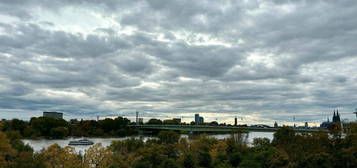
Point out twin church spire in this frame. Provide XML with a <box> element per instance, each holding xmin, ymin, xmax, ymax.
<box><xmin>332</xmin><ymin>109</ymin><xmax>341</xmax><ymax>122</ymax></box>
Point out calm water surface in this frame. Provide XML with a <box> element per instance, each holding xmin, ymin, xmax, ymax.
<box><xmin>22</xmin><ymin>131</ymin><xmax>274</xmax><ymax>153</ymax></box>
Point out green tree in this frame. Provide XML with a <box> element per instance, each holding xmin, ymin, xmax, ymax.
<box><xmin>160</xmin><ymin>158</ymin><xmax>178</xmax><ymax>168</ymax></box>
<box><xmin>110</xmin><ymin>138</ymin><xmax>144</xmax><ymax>153</ymax></box>
<box><xmin>2</xmin><ymin>119</ymin><xmax>28</xmax><ymax>135</ymax></box>
<box><xmin>197</xmin><ymin>150</ymin><xmax>211</xmax><ymax>168</ymax></box>
<box><xmin>163</xmin><ymin>120</ymin><xmax>179</xmax><ymax>125</ymax></box>
<box><xmin>50</xmin><ymin>127</ymin><xmax>69</xmax><ymax>139</ymax></box>
<box><xmin>23</xmin><ymin>126</ymin><xmax>38</xmax><ymax>138</ymax></box>
<box><xmin>239</xmin><ymin>159</ymin><xmax>260</xmax><ymax>168</ymax></box>
<box><xmin>137</xmin><ymin>144</ymin><xmax>165</xmax><ymax>167</ymax></box>
<box><xmin>30</xmin><ymin>117</ymin><xmax>68</xmax><ymax>137</ymax></box>
<box><xmin>133</xmin><ymin>160</ymin><xmax>152</xmax><ymax>168</ymax></box>
<box><xmin>345</xmin><ymin>122</ymin><xmax>357</xmax><ymax>135</ymax></box>
<box><xmin>182</xmin><ymin>152</ymin><xmax>196</xmax><ymax>168</ymax></box>
<box><xmin>272</xmin><ymin>126</ymin><xmax>295</xmax><ymax>146</ymax></box>
<box><xmin>228</xmin><ymin>152</ymin><xmax>241</xmax><ymax>167</ymax></box>
<box><xmin>252</xmin><ymin>138</ymin><xmax>271</xmax><ymax>147</ymax></box>
<box><xmin>147</xmin><ymin>118</ymin><xmax>163</xmax><ymax>125</ymax></box>
<box><xmin>299</xmin><ymin>152</ymin><xmax>332</xmax><ymax>168</ymax></box>
<box><xmin>158</xmin><ymin>131</ymin><xmax>180</xmax><ymax>144</ymax></box>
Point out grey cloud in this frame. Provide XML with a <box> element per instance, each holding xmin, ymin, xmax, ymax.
<box><xmin>1</xmin><ymin>0</ymin><xmax>357</xmax><ymax>123</ymax></box>
<box><xmin>146</xmin><ymin>43</ymin><xmax>243</xmax><ymax>78</ymax></box>
<box><xmin>0</xmin><ymin>23</ymin><xmax>132</xmax><ymax>58</ymax></box>
<box><xmin>111</xmin><ymin>54</ymin><xmax>156</xmax><ymax>75</ymax></box>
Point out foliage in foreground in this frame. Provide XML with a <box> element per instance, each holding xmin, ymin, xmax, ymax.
<box><xmin>0</xmin><ymin>124</ymin><xmax>356</xmax><ymax>168</ymax></box>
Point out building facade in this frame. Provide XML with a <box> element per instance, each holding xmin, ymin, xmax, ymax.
<box><xmin>138</xmin><ymin>118</ymin><xmax>144</xmax><ymax>124</ymax></box>
<box><xmin>199</xmin><ymin>116</ymin><xmax>204</xmax><ymax>124</ymax></box>
<box><xmin>43</xmin><ymin>112</ymin><xmax>63</xmax><ymax>119</ymax></box>
<box><xmin>195</xmin><ymin>114</ymin><xmax>204</xmax><ymax>124</ymax></box>
<box><xmin>195</xmin><ymin>114</ymin><xmax>200</xmax><ymax>124</ymax></box>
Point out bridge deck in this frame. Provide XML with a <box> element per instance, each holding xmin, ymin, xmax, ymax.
<box><xmin>130</xmin><ymin>125</ymin><xmax>325</xmax><ymax>133</ymax></box>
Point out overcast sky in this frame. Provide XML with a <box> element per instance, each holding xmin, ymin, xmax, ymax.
<box><xmin>1</xmin><ymin>0</ymin><xmax>357</xmax><ymax>125</ymax></box>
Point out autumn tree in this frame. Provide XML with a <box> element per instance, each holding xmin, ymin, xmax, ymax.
<box><xmin>110</xmin><ymin>138</ymin><xmax>144</xmax><ymax>154</ymax></box>
<box><xmin>0</xmin><ymin>131</ymin><xmax>16</xmax><ymax>167</ymax></box>
<box><xmin>158</xmin><ymin>130</ymin><xmax>180</xmax><ymax>144</ymax></box>
<box><xmin>85</xmin><ymin>143</ymin><xmax>113</xmax><ymax>168</ymax></box>
<box><xmin>37</xmin><ymin>144</ymin><xmax>83</xmax><ymax>168</ymax></box>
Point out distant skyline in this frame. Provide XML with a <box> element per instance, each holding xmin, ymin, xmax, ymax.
<box><xmin>1</xmin><ymin>1</ymin><xmax>357</xmax><ymax>126</ymax></box>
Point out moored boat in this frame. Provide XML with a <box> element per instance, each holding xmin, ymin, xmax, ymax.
<box><xmin>68</xmin><ymin>139</ymin><xmax>94</xmax><ymax>146</ymax></box>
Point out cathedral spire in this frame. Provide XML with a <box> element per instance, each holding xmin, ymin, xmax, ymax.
<box><xmin>336</xmin><ymin>110</ymin><xmax>340</xmax><ymax>122</ymax></box>
<box><xmin>333</xmin><ymin>110</ymin><xmax>336</xmax><ymax>122</ymax></box>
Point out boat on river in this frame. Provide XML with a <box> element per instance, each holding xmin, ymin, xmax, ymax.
<box><xmin>68</xmin><ymin>139</ymin><xmax>94</xmax><ymax>146</ymax></box>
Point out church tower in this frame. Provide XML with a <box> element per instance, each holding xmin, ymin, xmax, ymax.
<box><xmin>336</xmin><ymin>110</ymin><xmax>341</xmax><ymax>122</ymax></box>
<box><xmin>333</xmin><ymin>110</ymin><xmax>336</xmax><ymax>122</ymax></box>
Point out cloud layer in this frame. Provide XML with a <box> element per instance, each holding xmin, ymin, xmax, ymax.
<box><xmin>1</xmin><ymin>0</ymin><xmax>357</xmax><ymax>125</ymax></box>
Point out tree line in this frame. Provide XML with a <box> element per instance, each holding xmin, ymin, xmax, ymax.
<box><xmin>0</xmin><ymin>122</ymin><xmax>356</xmax><ymax>168</ymax></box>
<box><xmin>0</xmin><ymin>117</ymin><xmax>137</xmax><ymax>139</ymax></box>
<box><xmin>0</xmin><ymin>116</ymin><xmax>240</xmax><ymax>139</ymax></box>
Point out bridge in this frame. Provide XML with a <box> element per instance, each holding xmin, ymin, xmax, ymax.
<box><xmin>130</xmin><ymin>125</ymin><xmax>325</xmax><ymax>133</ymax></box>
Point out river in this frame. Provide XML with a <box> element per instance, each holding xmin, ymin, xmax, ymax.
<box><xmin>22</xmin><ymin>131</ymin><xmax>274</xmax><ymax>153</ymax></box>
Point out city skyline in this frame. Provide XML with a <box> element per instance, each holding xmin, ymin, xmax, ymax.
<box><xmin>1</xmin><ymin>1</ymin><xmax>357</xmax><ymax>125</ymax></box>
<box><xmin>1</xmin><ymin>110</ymin><xmax>354</xmax><ymax>128</ymax></box>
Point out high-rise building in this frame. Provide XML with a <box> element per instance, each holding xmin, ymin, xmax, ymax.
<box><xmin>43</xmin><ymin>112</ymin><xmax>63</xmax><ymax>119</ymax></box>
<box><xmin>199</xmin><ymin>116</ymin><xmax>204</xmax><ymax>123</ymax></box>
<box><xmin>234</xmin><ymin>117</ymin><xmax>237</xmax><ymax>126</ymax></box>
<box><xmin>195</xmin><ymin>114</ymin><xmax>204</xmax><ymax>124</ymax></box>
<box><xmin>305</xmin><ymin>122</ymin><xmax>308</xmax><ymax>128</ymax></box>
<box><xmin>138</xmin><ymin>118</ymin><xmax>143</xmax><ymax>124</ymax></box>
<box><xmin>195</xmin><ymin>114</ymin><xmax>200</xmax><ymax>124</ymax></box>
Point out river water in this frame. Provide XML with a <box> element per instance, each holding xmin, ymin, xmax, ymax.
<box><xmin>22</xmin><ymin>131</ymin><xmax>274</xmax><ymax>153</ymax></box>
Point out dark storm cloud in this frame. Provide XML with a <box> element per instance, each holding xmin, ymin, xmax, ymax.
<box><xmin>0</xmin><ymin>0</ymin><xmax>357</xmax><ymax>124</ymax></box>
